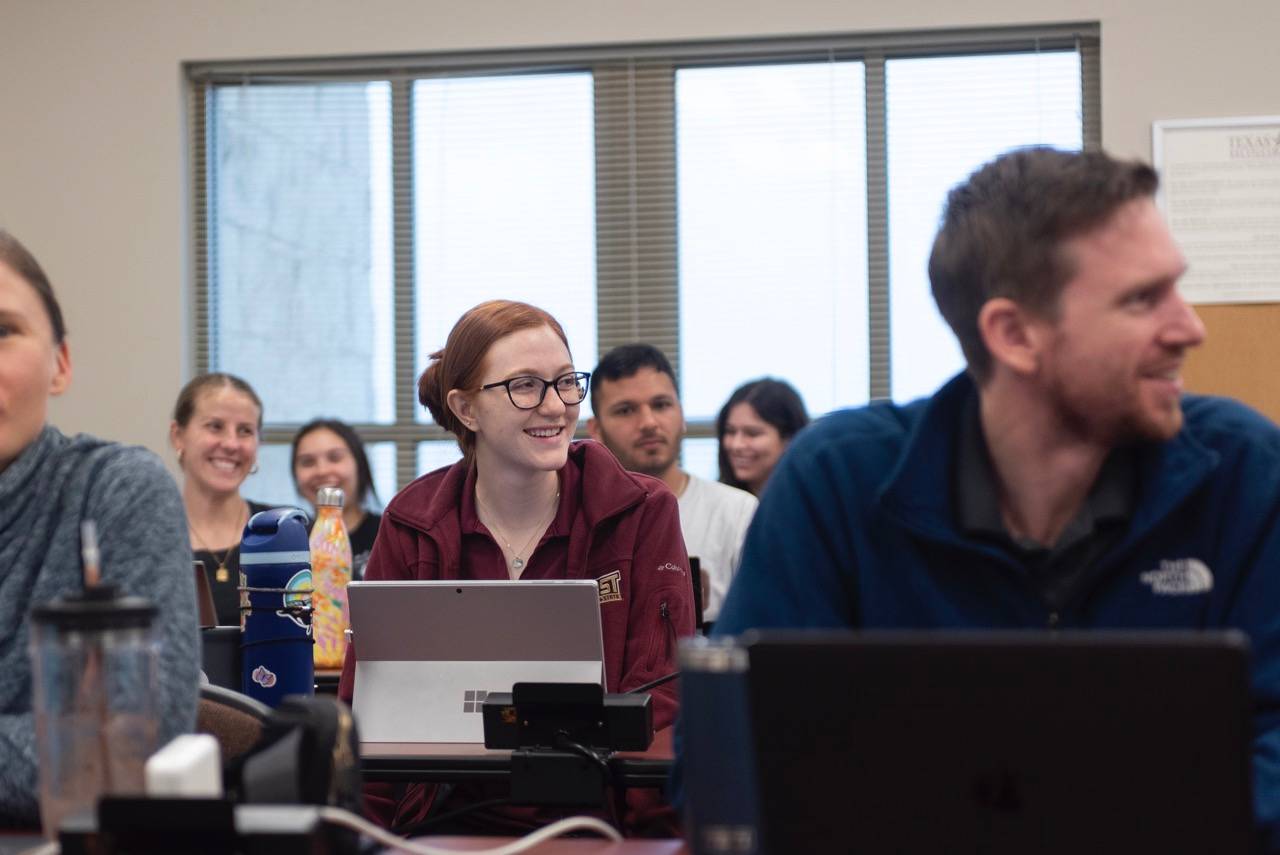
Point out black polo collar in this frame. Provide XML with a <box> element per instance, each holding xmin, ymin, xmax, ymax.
<box><xmin>955</xmin><ymin>393</ymin><xmax>1137</xmax><ymax>552</ymax></box>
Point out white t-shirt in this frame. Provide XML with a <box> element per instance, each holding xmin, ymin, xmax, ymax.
<box><xmin>678</xmin><ymin>473</ymin><xmax>758</xmax><ymax>622</ymax></box>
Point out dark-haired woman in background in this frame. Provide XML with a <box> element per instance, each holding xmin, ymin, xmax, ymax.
<box><xmin>291</xmin><ymin>418</ymin><xmax>382</xmax><ymax>579</ymax></box>
<box><xmin>717</xmin><ymin>377</ymin><xmax>809</xmax><ymax>496</ymax></box>
<box><xmin>170</xmin><ymin>372</ymin><xmax>271</xmax><ymax>626</ymax></box>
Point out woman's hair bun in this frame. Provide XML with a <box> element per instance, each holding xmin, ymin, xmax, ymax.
<box><xmin>417</xmin><ymin>348</ymin><xmax>451</xmax><ymax>427</ymax></box>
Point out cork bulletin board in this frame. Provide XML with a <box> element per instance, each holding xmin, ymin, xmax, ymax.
<box><xmin>1183</xmin><ymin>304</ymin><xmax>1280</xmax><ymax>424</ymax></box>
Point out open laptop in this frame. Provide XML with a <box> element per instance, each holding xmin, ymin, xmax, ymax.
<box><xmin>347</xmin><ymin>579</ymin><xmax>605</xmax><ymax>743</ymax></box>
<box><xmin>743</xmin><ymin>630</ymin><xmax>1255</xmax><ymax>855</ymax></box>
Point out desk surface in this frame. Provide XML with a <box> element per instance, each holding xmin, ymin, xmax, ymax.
<box><xmin>392</xmin><ymin>837</ymin><xmax>687</xmax><ymax>854</ymax></box>
<box><xmin>362</xmin><ymin>728</ymin><xmax>674</xmax><ymax>789</ymax></box>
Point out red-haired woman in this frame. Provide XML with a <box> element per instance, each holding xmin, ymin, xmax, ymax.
<box><xmin>338</xmin><ymin>300</ymin><xmax>694</xmax><ymax>832</ymax></box>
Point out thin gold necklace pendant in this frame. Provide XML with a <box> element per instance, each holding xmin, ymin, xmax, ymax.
<box><xmin>215</xmin><ymin>564</ymin><xmax>230</xmax><ymax>583</ymax></box>
<box><xmin>511</xmin><ymin>556</ymin><xmax>526</xmax><ymax>572</ymax></box>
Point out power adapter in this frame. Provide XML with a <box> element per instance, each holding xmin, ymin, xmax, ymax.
<box><xmin>145</xmin><ymin>733</ymin><xmax>223</xmax><ymax>798</ymax></box>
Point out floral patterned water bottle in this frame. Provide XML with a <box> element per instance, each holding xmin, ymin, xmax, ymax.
<box><xmin>310</xmin><ymin>486</ymin><xmax>352</xmax><ymax>669</ymax></box>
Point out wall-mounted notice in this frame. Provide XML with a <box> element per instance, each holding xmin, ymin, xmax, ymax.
<box><xmin>1153</xmin><ymin>116</ymin><xmax>1280</xmax><ymax>304</ymax></box>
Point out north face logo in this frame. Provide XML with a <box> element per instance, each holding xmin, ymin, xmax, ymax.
<box><xmin>1140</xmin><ymin>559</ymin><xmax>1213</xmax><ymax>595</ymax></box>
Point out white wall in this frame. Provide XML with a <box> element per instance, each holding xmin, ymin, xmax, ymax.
<box><xmin>2</xmin><ymin>0</ymin><xmax>1277</xmax><ymax>457</ymax></box>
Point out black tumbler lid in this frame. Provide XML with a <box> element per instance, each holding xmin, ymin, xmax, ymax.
<box><xmin>31</xmin><ymin>584</ymin><xmax>157</xmax><ymax>631</ymax></box>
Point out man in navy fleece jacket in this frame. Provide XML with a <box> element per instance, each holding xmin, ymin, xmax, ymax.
<box><xmin>714</xmin><ymin>147</ymin><xmax>1280</xmax><ymax>849</ymax></box>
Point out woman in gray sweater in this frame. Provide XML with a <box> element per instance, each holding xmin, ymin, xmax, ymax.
<box><xmin>0</xmin><ymin>229</ymin><xmax>199</xmax><ymax>826</ymax></box>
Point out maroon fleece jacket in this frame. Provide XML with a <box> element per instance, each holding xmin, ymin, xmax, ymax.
<box><xmin>338</xmin><ymin>440</ymin><xmax>695</xmax><ymax>830</ymax></box>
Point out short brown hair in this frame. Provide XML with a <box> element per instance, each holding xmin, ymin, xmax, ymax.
<box><xmin>419</xmin><ymin>300</ymin><xmax>571</xmax><ymax>458</ymax></box>
<box><xmin>0</xmin><ymin>229</ymin><xmax>66</xmax><ymax>344</ymax></box>
<box><xmin>172</xmin><ymin>372</ymin><xmax>264</xmax><ymax>430</ymax></box>
<box><xmin>929</xmin><ymin>147</ymin><xmax>1159</xmax><ymax>383</ymax></box>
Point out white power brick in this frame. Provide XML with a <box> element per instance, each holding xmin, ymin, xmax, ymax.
<box><xmin>145</xmin><ymin>733</ymin><xmax>223</xmax><ymax>798</ymax></box>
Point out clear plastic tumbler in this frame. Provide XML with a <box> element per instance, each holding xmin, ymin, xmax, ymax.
<box><xmin>28</xmin><ymin>586</ymin><xmax>160</xmax><ymax>838</ymax></box>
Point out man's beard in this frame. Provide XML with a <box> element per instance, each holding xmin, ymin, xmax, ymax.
<box><xmin>1044</xmin><ymin>365</ymin><xmax>1179</xmax><ymax>447</ymax></box>
<box><xmin>627</xmin><ymin>443</ymin><xmax>677</xmax><ymax>478</ymax></box>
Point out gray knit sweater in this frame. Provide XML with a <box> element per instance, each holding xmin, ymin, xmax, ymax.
<box><xmin>0</xmin><ymin>426</ymin><xmax>199</xmax><ymax>825</ymax></box>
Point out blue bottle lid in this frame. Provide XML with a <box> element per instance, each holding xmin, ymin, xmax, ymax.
<box><xmin>240</xmin><ymin>507</ymin><xmax>311</xmax><ymax>565</ymax></box>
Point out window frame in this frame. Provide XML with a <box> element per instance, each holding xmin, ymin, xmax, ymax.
<box><xmin>186</xmin><ymin>23</ymin><xmax>1100</xmax><ymax>490</ymax></box>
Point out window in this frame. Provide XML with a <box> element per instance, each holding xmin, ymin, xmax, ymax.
<box><xmin>412</xmin><ymin>72</ymin><xmax>598</xmax><ymax>422</ymax></box>
<box><xmin>189</xmin><ymin>25</ymin><xmax>1099</xmax><ymax>494</ymax></box>
<box><xmin>677</xmin><ymin>61</ymin><xmax>868</xmax><ymax>419</ymax></box>
<box><xmin>886</xmin><ymin>51</ymin><xmax>1085</xmax><ymax>401</ymax></box>
<box><xmin>204</xmin><ymin>82</ymin><xmax>394</xmax><ymax>425</ymax></box>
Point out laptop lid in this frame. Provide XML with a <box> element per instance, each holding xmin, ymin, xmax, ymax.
<box><xmin>348</xmin><ymin>579</ymin><xmax>605</xmax><ymax>743</ymax></box>
<box><xmin>744</xmin><ymin>630</ymin><xmax>1255</xmax><ymax>855</ymax></box>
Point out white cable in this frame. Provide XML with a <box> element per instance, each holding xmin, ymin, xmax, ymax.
<box><xmin>19</xmin><ymin>808</ymin><xmax>622</xmax><ymax>855</ymax></box>
<box><xmin>317</xmin><ymin>806</ymin><xmax>622</xmax><ymax>855</ymax></box>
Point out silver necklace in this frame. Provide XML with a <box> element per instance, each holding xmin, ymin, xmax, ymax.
<box><xmin>476</xmin><ymin>489</ymin><xmax>560</xmax><ymax>573</ymax></box>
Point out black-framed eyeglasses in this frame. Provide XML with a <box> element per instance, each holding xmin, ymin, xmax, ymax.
<box><xmin>479</xmin><ymin>371</ymin><xmax>591</xmax><ymax>410</ymax></box>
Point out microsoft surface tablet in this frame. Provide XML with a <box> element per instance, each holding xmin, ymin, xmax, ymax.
<box><xmin>348</xmin><ymin>579</ymin><xmax>605</xmax><ymax>743</ymax></box>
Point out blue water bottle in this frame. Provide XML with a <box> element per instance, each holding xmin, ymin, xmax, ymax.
<box><xmin>239</xmin><ymin>507</ymin><xmax>314</xmax><ymax>707</ymax></box>
<box><xmin>680</xmin><ymin>636</ymin><xmax>760</xmax><ymax>855</ymax></box>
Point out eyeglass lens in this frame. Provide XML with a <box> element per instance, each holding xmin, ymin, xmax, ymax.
<box><xmin>508</xmin><ymin>373</ymin><xmax>587</xmax><ymax>408</ymax></box>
